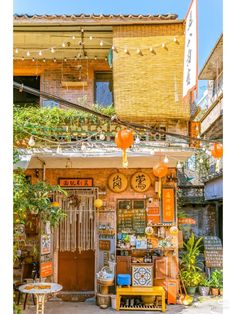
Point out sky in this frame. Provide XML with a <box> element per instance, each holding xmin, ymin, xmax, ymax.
<box><xmin>13</xmin><ymin>0</ymin><xmax>223</xmax><ymax>99</ymax></box>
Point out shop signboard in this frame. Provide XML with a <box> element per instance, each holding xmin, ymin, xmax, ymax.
<box><xmin>130</xmin><ymin>172</ymin><xmax>151</xmax><ymax>192</ymax></box>
<box><xmin>203</xmin><ymin>236</ymin><xmax>223</xmax><ymax>268</ymax></box>
<box><xmin>108</xmin><ymin>173</ymin><xmax>128</xmax><ymax>193</ymax></box>
<box><xmin>189</xmin><ymin>121</ymin><xmax>201</xmax><ymax>148</ymax></box>
<box><xmin>183</xmin><ymin>0</ymin><xmax>198</xmax><ymax>102</ymax></box>
<box><xmin>178</xmin><ymin>217</ymin><xmax>196</xmax><ymax>225</ymax></box>
<box><xmin>58</xmin><ymin>178</ymin><xmax>93</xmax><ymax>187</ymax></box>
<box><xmin>146</xmin><ymin>207</ymin><xmax>160</xmax><ymax>225</ymax></box>
<box><xmin>40</xmin><ymin>261</ymin><xmax>53</xmax><ymax>278</ymax></box>
<box><xmin>161</xmin><ymin>187</ymin><xmax>176</xmax><ymax>224</ymax></box>
<box><xmin>41</xmin><ymin>234</ymin><xmax>51</xmax><ymax>255</ymax></box>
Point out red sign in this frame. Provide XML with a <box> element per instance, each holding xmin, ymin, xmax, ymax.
<box><xmin>40</xmin><ymin>261</ymin><xmax>53</xmax><ymax>278</ymax></box>
<box><xmin>189</xmin><ymin>121</ymin><xmax>201</xmax><ymax>148</ymax></box>
<box><xmin>58</xmin><ymin>178</ymin><xmax>93</xmax><ymax>187</ymax></box>
<box><xmin>147</xmin><ymin>207</ymin><xmax>160</xmax><ymax>225</ymax></box>
<box><xmin>178</xmin><ymin>217</ymin><xmax>196</xmax><ymax>225</ymax></box>
<box><xmin>162</xmin><ymin>188</ymin><xmax>175</xmax><ymax>224</ymax></box>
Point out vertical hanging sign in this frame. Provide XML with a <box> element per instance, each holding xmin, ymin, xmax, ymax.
<box><xmin>161</xmin><ymin>187</ymin><xmax>176</xmax><ymax>224</ymax></box>
<box><xmin>183</xmin><ymin>0</ymin><xmax>198</xmax><ymax>102</ymax></box>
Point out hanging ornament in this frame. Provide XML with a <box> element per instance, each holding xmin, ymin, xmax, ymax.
<box><xmin>145</xmin><ymin>226</ymin><xmax>154</xmax><ymax>236</ymax></box>
<box><xmin>94</xmin><ymin>199</ymin><xmax>103</xmax><ymax>208</ymax></box>
<box><xmin>153</xmin><ymin>164</ymin><xmax>168</xmax><ymax>198</ymax></box>
<box><xmin>170</xmin><ymin>226</ymin><xmax>178</xmax><ymax>235</ymax></box>
<box><xmin>52</xmin><ymin>202</ymin><xmax>60</xmax><ymax>207</ymax></box>
<box><xmin>115</xmin><ymin>129</ymin><xmax>134</xmax><ymax>168</ymax></box>
<box><xmin>211</xmin><ymin>143</ymin><xmax>223</xmax><ymax>159</ymax></box>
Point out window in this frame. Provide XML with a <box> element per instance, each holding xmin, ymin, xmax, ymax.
<box><xmin>14</xmin><ymin>76</ymin><xmax>40</xmax><ymax>107</ymax></box>
<box><xmin>94</xmin><ymin>72</ymin><xmax>113</xmax><ymax>106</ymax></box>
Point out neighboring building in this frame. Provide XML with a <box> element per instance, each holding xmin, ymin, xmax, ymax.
<box><xmin>198</xmin><ymin>34</ymin><xmax>223</xmax><ymax>241</ymax></box>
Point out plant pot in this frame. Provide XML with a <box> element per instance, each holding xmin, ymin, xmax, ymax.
<box><xmin>198</xmin><ymin>286</ymin><xmax>210</xmax><ymax>296</ymax></box>
<box><xmin>220</xmin><ymin>289</ymin><xmax>223</xmax><ymax>296</ymax></box>
<box><xmin>186</xmin><ymin>286</ymin><xmax>197</xmax><ymax>296</ymax></box>
<box><xmin>211</xmin><ymin>288</ymin><xmax>219</xmax><ymax>296</ymax></box>
<box><xmin>141</xmin><ymin>295</ymin><xmax>156</xmax><ymax>305</ymax></box>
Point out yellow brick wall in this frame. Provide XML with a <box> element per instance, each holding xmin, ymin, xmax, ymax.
<box><xmin>113</xmin><ymin>23</ymin><xmax>189</xmax><ymax>122</ymax></box>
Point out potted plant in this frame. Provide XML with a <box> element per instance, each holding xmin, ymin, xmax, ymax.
<box><xmin>198</xmin><ymin>276</ymin><xmax>211</xmax><ymax>296</ymax></box>
<box><xmin>209</xmin><ymin>270</ymin><xmax>223</xmax><ymax>296</ymax></box>
<box><xmin>181</xmin><ymin>269</ymin><xmax>203</xmax><ymax>295</ymax></box>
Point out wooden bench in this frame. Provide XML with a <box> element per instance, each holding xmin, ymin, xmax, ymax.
<box><xmin>116</xmin><ymin>286</ymin><xmax>166</xmax><ymax>312</ymax></box>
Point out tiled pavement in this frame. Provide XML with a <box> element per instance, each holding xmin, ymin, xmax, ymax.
<box><xmin>21</xmin><ymin>296</ymin><xmax>223</xmax><ymax>314</ymax></box>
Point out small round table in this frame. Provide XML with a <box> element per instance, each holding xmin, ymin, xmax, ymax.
<box><xmin>19</xmin><ymin>282</ymin><xmax>62</xmax><ymax>314</ymax></box>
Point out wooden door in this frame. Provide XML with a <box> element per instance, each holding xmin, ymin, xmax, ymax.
<box><xmin>58</xmin><ymin>250</ymin><xmax>95</xmax><ymax>291</ymax></box>
<box><xmin>154</xmin><ymin>257</ymin><xmax>168</xmax><ymax>279</ymax></box>
<box><xmin>116</xmin><ymin>256</ymin><xmax>131</xmax><ymax>275</ymax></box>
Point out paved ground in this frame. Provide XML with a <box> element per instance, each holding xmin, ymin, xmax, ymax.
<box><xmin>21</xmin><ymin>296</ymin><xmax>223</xmax><ymax>314</ymax></box>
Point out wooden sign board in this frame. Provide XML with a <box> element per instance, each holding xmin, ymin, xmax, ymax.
<box><xmin>161</xmin><ymin>187</ymin><xmax>176</xmax><ymax>224</ymax></box>
<box><xmin>131</xmin><ymin>172</ymin><xmax>151</xmax><ymax>192</ymax></box>
<box><xmin>108</xmin><ymin>173</ymin><xmax>128</xmax><ymax>193</ymax></box>
<box><xmin>203</xmin><ymin>236</ymin><xmax>222</xmax><ymax>250</ymax></box>
<box><xmin>205</xmin><ymin>250</ymin><xmax>223</xmax><ymax>268</ymax></box>
<box><xmin>58</xmin><ymin>178</ymin><xmax>93</xmax><ymax>187</ymax></box>
<box><xmin>99</xmin><ymin>240</ymin><xmax>110</xmax><ymax>251</ymax></box>
<box><xmin>40</xmin><ymin>261</ymin><xmax>53</xmax><ymax>278</ymax></box>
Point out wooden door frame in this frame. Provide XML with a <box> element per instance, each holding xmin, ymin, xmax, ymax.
<box><xmin>52</xmin><ymin>187</ymin><xmax>99</xmax><ymax>292</ymax></box>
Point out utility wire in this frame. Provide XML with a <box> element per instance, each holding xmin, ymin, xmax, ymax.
<box><xmin>13</xmin><ymin>81</ymin><xmax>222</xmax><ymax>145</ymax></box>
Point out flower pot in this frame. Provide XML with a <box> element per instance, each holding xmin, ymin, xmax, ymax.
<box><xmin>141</xmin><ymin>295</ymin><xmax>156</xmax><ymax>306</ymax></box>
<box><xmin>211</xmin><ymin>288</ymin><xmax>219</xmax><ymax>296</ymax></box>
<box><xmin>220</xmin><ymin>289</ymin><xmax>223</xmax><ymax>296</ymax></box>
<box><xmin>198</xmin><ymin>286</ymin><xmax>210</xmax><ymax>296</ymax></box>
<box><xmin>186</xmin><ymin>286</ymin><xmax>197</xmax><ymax>296</ymax></box>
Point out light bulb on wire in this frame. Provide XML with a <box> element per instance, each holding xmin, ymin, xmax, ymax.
<box><xmin>26</xmin><ymin>51</ymin><xmax>30</xmax><ymax>57</ymax></box>
<box><xmin>100</xmin><ymin>40</ymin><xmax>104</xmax><ymax>47</ymax></box>
<box><xmin>135</xmin><ymin>136</ymin><xmax>140</xmax><ymax>144</ymax></box>
<box><xmin>89</xmin><ymin>35</ymin><xmax>93</xmax><ymax>40</ymax></box>
<box><xmin>38</xmin><ymin>51</ymin><xmax>42</xmax><ymax>56</ymax></box>
<box><xmin>15</xmin><ymin>48</ymin><xmax>19</xmax><ymax>54</ymax></box>
<box><xmin>150</xmin><ymin>149</ymin><xmax>155</xmax><ymax>156</ymax></box>
<box><xmin>81</xmin><ymin>143</ymin><xmax>86</xmax><ymax>151</ymax></box>
<box><xmin>50</xmin><ymin>47</ymin><xmax>55</xmax><ymax>53</ymax></box>
<box><xmin>62</xmin><ymin>42</ymin><xmax>66</xmax><ymax>48</ymax></box>
<box><xmin>176</xmin><ymin>161</ymin><xmax>182</xmax><ymax>169</ymax></box>
<box><xmin>99</xmin><ymin>132</ymin><xmax>106</xmax><ymax>141</ymax></box>
<box><xmin>163</xmin><ymin>155</ymin><xmax>169</xmax><ymax>164</ymax></box>
<box><xmin>28</xmin><ymin>136</ymin><xmax>35</xmax><ymax>147</ymax></box>
<box><xmin>56</xmin><ymin>145</ymin><xmax>62</xmax><ymax>154</ymax></box>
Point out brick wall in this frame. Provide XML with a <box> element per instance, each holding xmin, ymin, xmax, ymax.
<box><xmin>14</xmin><ymin>59</ymin><xmax>110</xmax><ymax>106</ymax></box>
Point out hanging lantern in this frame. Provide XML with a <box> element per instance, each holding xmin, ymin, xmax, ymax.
<box><xmin>52</xmin><ymin>202</ymin><xmax>60</xmax><ymax>207</ymax></box>
<box><xmin>145</xmin><ymin>226</ymin><xmax>154</xmax><ymax>236</ymax></box>
<box><xmin>211</xmin><ymin>143</ymin><xmax>223</xmax><ymax>159</ymax></box>
<box><xmin>115</xmin><ymin>129</ymin><xmax>134</xmax><ymax>168</ymax></box>
<box><xmin>170</xmin><ymin>226</ymin><xmax>178</xmax><ymax>235</ymax></box>
<box><xmin>153</xmin><ymin>164</ymin><xmax>168</xmax><ymax>198</ymax></box>
<box><xmin>94</xmin><ymin>199</ymin><xmax>103</xmax><ymax>208</ymax></box>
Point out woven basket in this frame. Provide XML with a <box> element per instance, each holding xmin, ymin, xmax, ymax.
<box><xmin>113</xmin><ymin>24</ymin><xmax>190</xmax><ymax>122</ymax></box>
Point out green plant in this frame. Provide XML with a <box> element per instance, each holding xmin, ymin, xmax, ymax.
<box><xmin>209</xmin><ymin>270</ymin><xmax>223</xmax><ymax>289</ymax></box>
<box><xmin>181</xmin><ymin>233</ymin><xmax>203</xmax><ymax>272</ymax></box>
<box><xmin>199</xmin><ymin>277</ymin><xmax>211</xmax><ymax>287</ymax></box>
<box><xmin>181</xmin><ymin>270</ymin><xmax>203</xmax><ymax>288</ymax></box>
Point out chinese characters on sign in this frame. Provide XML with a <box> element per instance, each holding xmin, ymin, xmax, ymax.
<box><xmin>40</xmin><ymin>261</ymin><xmax>53</xmax><ymax>278</ymax></box>
<box><xmin>131</xmin><ymin>172</ymin><xmax>151</xmax><ymax>192</ymax></box>
<box><xmin>178</xmin><ymin>217</ymin><xmax>196</xmax><ymax>225</ymax></box>
<box><xmin>161</xmin><ymin>188</ymin><xmax>175</xmax><ymax>224</ymax></box>
<box><xmin>147</xmin><ymin>207</ymin><xmax>160</xmax><ymax>225</ymax></box>
<box><xmin>58</xmin><ymin>178</ymin><xmax>93</xmax><ymax>187</ymax></box>
<box><xmin>108</xmin><ymin>173</ymin><xmax>128</xmax><ymax>193</ymax></box>
<box><xmin>183</xmin><ymin>0</ymin><xmax>198</xmax><ymax>100</ymax></box>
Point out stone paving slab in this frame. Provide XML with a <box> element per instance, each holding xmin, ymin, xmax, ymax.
<box><xmin>21</xmin><ymin>296</ymin><xmax>223</xmax><ymax>314</ymax></box>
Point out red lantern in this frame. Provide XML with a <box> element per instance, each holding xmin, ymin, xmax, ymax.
<box><xmin>153</xmin><ymin>164</ymin><xmax>168</xmax><ymax>178</ymax></box>
<box><xmin>153</xmin><ymin>164</ymin><xmax>168</xmax><ymax>199</ymax></box>
<box><xmin>211</xmin><ymin>143</ymin><xmax>223</xmax><ymax>159</ymax></box>
<box><xmin>115</xmin><ymin>129</ymin><xmax>134</xmax><ymax>149</ymax></box>
<box><xmin>115</xmin><ymin>129</ymin><xmax>134</xmax><ymax>167</ymax></box>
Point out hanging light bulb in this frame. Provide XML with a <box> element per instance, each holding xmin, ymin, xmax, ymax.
<box><xmin>136</xmin><ymin>48</ymin><xmax>141</xmax><ymax>54</ymax></box>
<box><xmin>50</xmin><ymin>47</ymin><xmax>55</xmax><ymax>53</ymax></box>
<box><xmin>38</xmin><ymin>50</ymin><xmax>42</xmax><ymax>56</ymax></box>
<box><xmin>174</xmin><ymin>37</ymin><xmax>178</xmax><ymax>43</ymax></box>
<box><xmin>89</xmin><ymin>35</ymin><xmax>93</xmax><ymax>40</ymax></box>
<box><xmin>26</xmin><ymin>51</ymin><xmax>30</xmax><ymax>57</ymax></box>
<box><xmin>72</xmin><ymin>35</ymin><xmax>75</xmax><ymax>40</ymax></box>
<box><xmin>99</xmin><ymin>132</ymin><xmax>106</xmax><ymax>140</ymax></box>
<box><xmin>123</xmin><ymin>160</ymin><xmax>129</xmax><ymax>168</ymax></box>
<box><xmin>163</xmin><ymin>155</ymin><xmax>169</xmax><ymax>164</ymax></box>
<box><xmin>124</xmin><ymin>48</ymin><xmax>129</xmax><ymax>54</ymax></box>
<box><xmin>150</xmin><ymin>149</ymin><xmax>155</xmax><ymax>156</ymax></box>
<box><xmin>28</xmin><ymin>136</ymin><xmax>35</xmax><ymax>147</ymax></box>
<box><xmin>43</xmin><ymin>58</ymin><xmax>46</xmax><ymax>62</ymax></box>
<box><xmin>32</xmin><ymin>57</ymin><xmax>35</xmax><ymax>62</ymax></box>
<box><xmin>56</xmin><ymin>145</ymin><xmax>62</xmax><ymax>154</ymax></box>
<box><xmin>81</xmin><ymin>28</ymin><xmax>84</xmax><ymax>33</ymax></box>
<box><xmin>15</xmin><ymin>48</ymin><xmax>19</xmax><ymax>54</ymax></box>
<box><xmin>135</xmin><ymin>136</ymin><xmax>140</xmax><ymax>144</ymax></box>
<box><xmin>21</xmin><ymin>56</ymin><xmax>24</xmax><ymax>61</ymax></box>
<box><xmin>176</xmin><ymin>161</ymin><xmax>182</xmax><ymax>169</ymax></box>
<box><xmin>53</xmin><ymin>58</ymin><xmax>57</xmax><ymax>62</ymax></box>
<box><xmin>62</xmin><ymin>42</ymin><xmax>66</xmax><ymax>48</ymax></box>
<box><xmin>64</xmin><ymin>57</ymin><xmax>67</xmax><ymax>62</ymax></box>
<box><xmin>94</xmin><ymin>56</ymin><xmax>97</xmax><ymax>60</ymax></box>
<box><xmin>100</xmin><ymin>40</ymin><xmax>104</xmax><ymax>47</ymax></box>
<box><xmin>81</xmin><ymin>143</ymin><xmax>86</xmax><ymax>151</ymax></box>
<box><xmin>162</xmin><ymin>43</ymin><xmax>166</xmax><ymax>48</ymax></box>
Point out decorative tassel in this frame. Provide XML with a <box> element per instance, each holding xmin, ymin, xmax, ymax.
<box><xmin>122</xmin><ymin>149</ymin><xmax>128</xmax><ymax>168</ymax></box>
